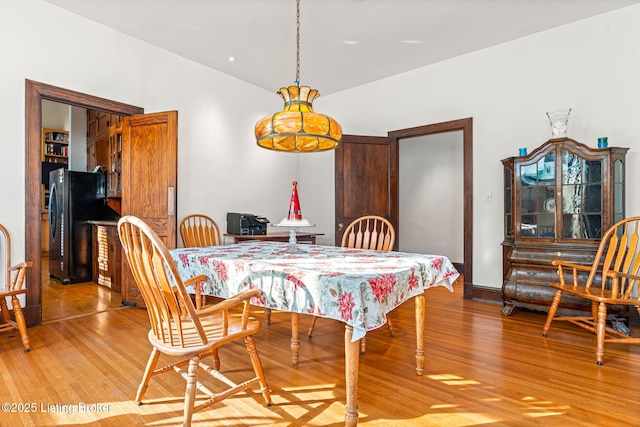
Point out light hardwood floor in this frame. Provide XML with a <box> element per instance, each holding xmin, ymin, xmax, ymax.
<box><xmin>41</xmin><ymin>255</ymin><xmax>124</xmax><ymax>323</ymax></box>
<box><xmin>2</xmin><ymin>276</ymin><xmax>639</xmax><ymax>426</ymax></box>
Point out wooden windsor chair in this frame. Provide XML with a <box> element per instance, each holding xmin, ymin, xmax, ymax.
<box><xmin>542</xmin><ymin>216</ymin><xmax>640</xmax><ymax>365</ymax></box>
<box><xmin>308</xmin><ymin>215</ymin><xmax>396</xmax><ymax>354</ymax></box>
<box><xmin>0</xmin><ymin>224</ymin><xmax>32</xmax><ymax>352</ymax></box>
<box><xmin>118</xmin><ymin>215</ymin><xmax>271</xmax><ymax>425</ymax></box>
<box><xmin>179</xmin><ymin>214</ymin><xmax>223</xmax><ymax>248</ymax></box>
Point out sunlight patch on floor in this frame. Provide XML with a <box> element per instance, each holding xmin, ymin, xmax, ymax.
<box><xmin>425</xmin><ymin>373</ymin><xmax>572</xmax><ymax>423</ymax></box>
<box><xmin>399</xmin><ymin>412</ymin><xmax>500</xmax><ymax>426</ymax></box>
<box><xmin>427</xmin><ymin>373</ymin><xmax>481</xmax><ymax>385</ymax></box>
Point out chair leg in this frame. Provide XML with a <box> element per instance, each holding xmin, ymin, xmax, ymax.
<box><xmin>244</xmin><ymin>336</ymin><xmax>272</xmax><ymax>406</ymax></box>
<box><xmin>307</xmin><ymin>316</ymin><xmax>317</xmax><ymax>337</ymax></box>
<box><xmin>211</xmin><ymin>348</ymin><xmax>220</xmax><ymax>371</ymax></box>
<box><xmin>0</xmin><ymin>297</ymin><xmax>11</xmax><ymax>326</ymax></box>
<box><xmin>362</xmin><ymin>315</ymin><xmax>394</xmax><ymax>354</ymax></box>
<box><xmin>542</xmin><ymin>289</ymin><xmax>563</xmax><ymax>336</ymax></box>
<box><xmin>314</xmin><ymin>315</ymin><xmax>393</xmax><ymax>355</ymax></box>
<box><xmin>136</xmin><ymin>348</ymin><xmax>160</xmax><ymax>404</ymax></box>
<box><xmin>595</xmin><ymin>302</ymin><xmax>607</xmax><ymax>365</ymax></box>
<box><xmin>183</xmin><ymin>356</ymin><xmax>200</xmax><ymax>427</ymax></box>
<box><xmin>387</xmin><ymin>317</ymin><xmax>395</xmax><ymax>337</ymax></box>
<box><xmin>11</xmin><ymin>296</ymin><xmax>30</xmax><ymax>352</ymax></box>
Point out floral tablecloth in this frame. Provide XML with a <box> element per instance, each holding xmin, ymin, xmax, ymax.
<box><xmin>170</xmin><ymin>242</ymin><xmax>459</xmax><ymax>341</ymax></box>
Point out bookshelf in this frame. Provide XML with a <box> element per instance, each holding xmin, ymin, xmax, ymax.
<box><xmin>42</xmin><ymin>128</ymin><xmax>69</xmax><ymax>164</ymax></box>
<box><xmin>107</xmin><ymin>126</ymin><xmax>122</xmax><ymax>197</ymax></box>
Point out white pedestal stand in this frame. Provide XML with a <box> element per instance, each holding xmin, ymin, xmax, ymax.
<box><xmin>274</xmin><ymin>222</ymin><xmax>315</xmax><ymax>254</ymax></box>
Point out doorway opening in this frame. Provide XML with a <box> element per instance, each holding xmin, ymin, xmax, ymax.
<box><xmin>398</xmin><ymin>131</ymin><xmax>464</xmax><ymax>267</ymax></box>
<box><xmin>39</xmin><ymin>100</ymin><xmax>124</xmax><ymax>323</ymax></box>
<box><xmin>24</xmin><ymin>80</ymin><xmax>144</xmax><ymax>326</ymax></box>
<box><xmin>389</xmin><ymin>118</ymin><xmax>473</xmax><ymax>298</ymax></box>
<box><xmin>335</xmin><ymin>118</ymin><xmax>473</xmax><ymax>297</ymax></box>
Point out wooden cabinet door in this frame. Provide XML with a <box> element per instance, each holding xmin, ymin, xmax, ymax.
<box><xmin>120</xmin><ymin>111</ymin><xmax>178</xmax><ymax>307</ymax></box>
<box><xmin>86</xmin><ymin>141</ymin><xmax>96</xmax><ymax>171</ymax></box>
<box><xmin>334</xmin><ymin>134</ymin><xmax>397</xmax><ymax>248</ymax></box>
<box><xmin>95</xmin><ymin>136</ymin><xmax>109</xmax><ymax>171</ymax></box>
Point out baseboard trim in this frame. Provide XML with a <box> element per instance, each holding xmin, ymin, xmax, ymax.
<box><xmin>471</xmin><ymin>285</ymin><xmax>501</xmax><ymax>303</ymax></box>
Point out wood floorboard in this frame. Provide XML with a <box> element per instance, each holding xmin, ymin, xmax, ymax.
<box><xmin>41</xmin><ymin>256</ymin><xmax>124</xmax><ymax>323</ymax></box>
<box><xmin>2</xmin><ymin>275</ymin><xmax>639</xmax><ymax>426</ymax></box>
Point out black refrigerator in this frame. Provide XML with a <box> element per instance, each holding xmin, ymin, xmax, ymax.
<box><xmin>48</xmin><ymin>168</ymin><xmax>119</xmax><ymax>284</ymax></box>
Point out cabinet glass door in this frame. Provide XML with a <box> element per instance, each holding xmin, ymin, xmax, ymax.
<box><xmin>504</xmin><ymin>167</ymin><xmax>513</xmax><ymax>238</ymax></box>
<box><xmin>614</xmin><ymin>159</ymin><xmax>624</xmax><ymax>224</ymax></box>
<box><xmin>561</xmin><ymin>150</ymin><xmax>602</xmax><ymax>239</ymax></box>
<box><xmin>519</xmin><ymin>151</ymin><xmax>555</xmax><ymax>238</ymax></box>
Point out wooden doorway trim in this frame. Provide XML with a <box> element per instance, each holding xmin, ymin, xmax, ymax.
<box><xmin>388</xmin><ymin>117</ymin><xmax>473</xmax><ymax>299</ymax></box>
<box><xmin>24</xmin><ymin>80</ymin><xmax>144</xmax><ymax>326</ymax></box>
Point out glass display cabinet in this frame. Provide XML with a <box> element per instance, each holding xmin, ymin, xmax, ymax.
<box><xmin>501</xmin><ymin>137</ymin><xmax>627</xmax><ymax>315</ymax></box>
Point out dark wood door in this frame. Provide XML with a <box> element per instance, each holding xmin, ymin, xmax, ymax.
<box><xmin>120</xmin><ymin>111</ymin><xmax>178</xmax><ymax>307</ymax></box>
<box><xmin>335</xmin><ymin>134</ymin><xmax>398</xmax><ymax>248</ymax></box>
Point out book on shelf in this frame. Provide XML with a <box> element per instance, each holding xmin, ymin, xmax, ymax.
<box><xmin>44</xmin><ymin>131</ymin><xmax>69</xmax><ymax>142</ymax></box>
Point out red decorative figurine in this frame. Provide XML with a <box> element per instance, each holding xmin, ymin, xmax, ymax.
<box><xmin>287</xmin><ymin>181</ymin><xmax>303</xmax><ymax>221</ymax></box>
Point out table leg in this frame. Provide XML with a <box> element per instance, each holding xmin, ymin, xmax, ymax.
<box><xmin>264</xmin><ymin>308</ymin><xmax>271</xmax><ymax>326</ymax></box>
<box><xmin>290</xmin><ymin>313</ymin><xmax>300</xmax><ymax>364</ymax></box>
<box><xmin>414</xmin><ymin>294</ymin><xmax>426</xmax><ymax>375</ymax></box>
<box><xmin>344</xmin><ymin>325</ymin><xmax>360</xmax><ymax>426</ymax></box>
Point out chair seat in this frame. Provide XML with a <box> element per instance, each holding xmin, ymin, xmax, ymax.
<box><xmin>550</xmin><ymin>282</ymin><xmax>637</xmax><ymax>305</ymax></box>
<box><xmin>150</xmin><ymin>316</ymin><xmax>262</xmax><ymax>356</ymax></box>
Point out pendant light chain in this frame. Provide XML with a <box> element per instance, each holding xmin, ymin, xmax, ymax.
<box><xmin>254</xmin><ymin>0</ymin><xmax>342</xmax><ymax>152</ymax></box>
<box><xmin>295</xmin><ymin>0</ymin><xmax>301</xmax><ymax>86</ymax></box>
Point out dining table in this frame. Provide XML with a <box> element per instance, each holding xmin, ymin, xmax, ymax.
<box><xmin>170</xmin><ymin>241</ymin><xmax>459</xmax><ymax>426</ymax></box>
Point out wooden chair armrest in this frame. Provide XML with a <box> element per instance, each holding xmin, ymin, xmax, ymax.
<box><xmin>195</xmin><ymin>288</ymin><xmax>262</xmax><ymax>318</ymax></box>
<box><xmin>183</xmin><ymin>274</ymin><xmax>207</xmax><ymax>309</ymax></box>
<box><xmin>552</xmin><ymin>259</ymin><xmax>620</xmax><ymax>287</ymax></box>
<box><xmin>9</xmin><ymin>261</ymin><xmax>33</xmax><ymax>271</ymax></box>
<box><xmin>551</xmin><ymin>259</ymin><xmax>592</xmax><ymax>271</ymax></box>
<box><xmin>552</xmin><ymin>259</ymin><xmax>595</xmax><ymax>286</ymax></box>
<box><xmin>610</xmin><ymin>270</ymin><xmax>640</xmax><ymax>281</ymax></box>
<box><xmin>183</xmin><ymin>274</ymin><xmax>207</xmax><ymax>286</ymax></box>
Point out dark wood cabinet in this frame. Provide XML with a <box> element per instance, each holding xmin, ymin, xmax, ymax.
<box><xmin>501</xmin><ymin>137</ymin><xmax>627</xmax><ymax>315</ymax></box>
<box><xmin>107</xmin><ymin>126</ymin><xmax>122</xmax><ymax>197</ymax></box>
<box><xmin>86</xmin><ymin>111</ymin><xmax>121</xmax><ymax>174</ymax></box>
<box><xmin>86</xmin><ymin>110</ymin><xmax>178</xmax><ymax>307</ymax></box>
<box><xmin>91</xmin><ymin>223</ymin><xmax>121</xmax><ymax>293</ymax></box>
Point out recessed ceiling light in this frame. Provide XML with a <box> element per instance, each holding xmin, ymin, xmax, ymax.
<box><xmin>228</xmin><ymin>56</ymin><xmax>237</xmax><ymax>62</ymax></box>
<box><xmin>401</xmin><ymin>40</ymin><xmax>423</xmax><ymax>45</ymax></box>
<box><xmin>341</xmin><ymin>40</ymin><xmax>359</xmax><ymax>45</ymax></box>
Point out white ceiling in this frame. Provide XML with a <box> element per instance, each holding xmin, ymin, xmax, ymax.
<box><xmin>43</xmin><ymin>0</ymin><xmax>640</xmax><ymax>95</ymax></box>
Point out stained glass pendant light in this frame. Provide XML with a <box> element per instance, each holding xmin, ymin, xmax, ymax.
<box><xmin>255</xmin><ymin>0</ymin><xmax>342</xmax><ymax>152</ymax></box>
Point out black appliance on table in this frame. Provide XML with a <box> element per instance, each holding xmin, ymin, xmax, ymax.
<box><xmin>226</xmin><ymin>213</ymin><xmax>270</xmax><ymax>235</ymax></box>
<box><xmin>48</xmin><ymin>168</ymin><xmax>119</xmax><ymax>284</ymax></box>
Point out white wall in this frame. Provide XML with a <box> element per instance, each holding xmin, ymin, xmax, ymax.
<box><xmin>42</xmin><ymin>100</ymin><xmax>69</xmax><ymax>130</ymax></box>
<box><xmin>308</xmin><ymin>4</ymin><xmax>640</xmax><ymax>288</ymax></box>
<box><xmin>399</xmin><ymin>132</ymin><xmax>464</xmax><ymax>262</ymax></box>
<box><xmin>69</xmin><ymin>106</ymin><xmax>87</xmax><ymax>170</ymax></box>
